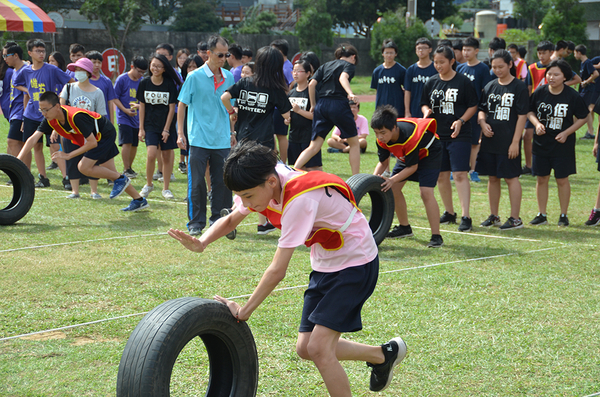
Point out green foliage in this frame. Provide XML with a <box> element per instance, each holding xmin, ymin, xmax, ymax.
<box><xmin>541</xmin><ymin>0</ymin><xmax>587</xmax><ymax>44</ymax></box>
<box><xmin>513</xmin><ymin>0</ymin><xmax>550</xmax><ymax>29</ymax></box>
<box><xmin>443</xmin><ymin>15</ymin><xmax>464</xmax><ymax>30</ymax></box>
<box><xmin>219</xmin><ymin>27</ymin><xmax>235</xmax><ymax>44</ymax></box>
<box><xmin>148</xmin><ymin>0</ymin><xmax>178</xmax><ymax>25</ymax></box>
<box><xmin>295</xmin><ymin>0</ymin><xmax>333</xmax><ymax>57</ymax></box>
<box><xmin>417</xmin><ymin>0</ymin><xmax>458</xmax><ymax>24</ymax></box>
<box><xmin>370</xmin><ymin>11</ymin><xmax>432</xmax><ymax>66</ymax></box>
<box><xmin>323</xmin><ymin>0</ymin><xmax>400</xmax><ymax>37</ymax></box>
<box><xmin>238</xmin><ymin>6</ymin><xmax>277</xmax><ymax>34</ymax></box>
<box><xmin>500</xmin><ymin>28</ymin><xmax>540</xmax><ymax>45</ymax></box>
<box><xmin>170</xmin><ymin>0</ymin><xmax>222</xmax><ymax>32</ymax></box>
<box><xmin>458</xmin><ymin>0</ymin><xmax>492</xmax><ymax>20</ymax></box>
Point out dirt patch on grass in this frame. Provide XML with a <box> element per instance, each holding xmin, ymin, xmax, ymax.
<box><xmin>22</xmin><ymin>331</ymin><xmax>66</xmax><ymax>341</ymax></box>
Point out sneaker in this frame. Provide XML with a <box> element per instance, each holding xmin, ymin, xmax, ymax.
<box><xmin>449</xmin><ymin>172</ymin><xmax>454</xmax><ymax>181</ymax></box>
<box><xmin>440</xmin><ymin>211</ymin><xmax>457</xmax><ymax>224</ymax></box>
<box><xmin>123</xmin><ymin>168</ymin><xmax>137</xmax><ymax>178</ymax></box>
<box><xmin>458</xmin><ymin>216</ymin><xmax>473</xmax><ymax>232</ymax></box>
<box><xmin>107</xmin><ymin>179</ymin><xmax>114</xmax><ymax>186</ymax></box>
<box><xmin>121</xmin><ymin>198</ymin><xmax>149</xmax><ymax>212</ymax></box>
<box><xmin>162</xmin><ymin>189</ymin><xmax>174</xmax><ymax>199</ymax></box>
<box><xmin>367</xmin><ymin>337</ymin><xmax>407</xmax><ymax>392</ymax></box>
<box><xmin>153</xmin><ymin>171</ymin><xmax>162</xmax><ymax>181</ymax></box>
<box><xmin>257</xmin><ymin>222</ymin><xmax>276</xmax><ymax>235</ymax></box>
<box><xmin>387</xmin><ymin>224</ymin><xmax>414</xmax><ymax>238</ymax></box>
<box><xmin>327</xmin><ymin>147</ymin><xmax>343</xmax><ymax>153</ymax></box>
<box><xmin>480</xmin><ymin>214</ymin><xmax>501</xmax><ymax>227</ymax></box>
<box><xmin>90</xmin><ymin>193</ymin><xmax>102</xmax><ymax>200</ymax></box>
<box><xmin>46</xmin><ymin>161</ymin><xmax>58</xmax><ymax>170</ymax></box>
<box><xmin>580</xmin><ymin>131</ymin><xmax>595</xmax><ymax>140</ymax></box>
<box><xmin>178</xmin><ymin>162</ymin><xmax>187</xmax><ymax>174</ymax></box>
<box><xmin>62</xmin><ymin>177</ymin><xmax>71</xmax><ymax>191</ymax></box>
<box><xmin>529</xmin><ymin>213</ymin><xmax>548</xmax><ymax>226</ymax></box>
<box><xmin>109</xmin><ymin>175</ymin><xmax>131</xmax><ymax>199</ymax></box>
<box><xmin>499</xmin><ymin>217</ymin><xmax>524</xmax><ymax>230</ymax></box>
<box><xmin>469</xmin><ymin>170</ymin><xmax>481</xmax><ymax>183</ymax></box>
<box><xmin>158</xmin><ymin>173</ymin><xmax>176</xmax><ymax>182</ymax></box>
<box><xmin>189</xmin><ymin>227</ymin><xmax>202</xmax><ymax>236</ymax></box>
<box><xmin>584</xmin><ymin>209</ymin><xmax>600</xmax><ymax>226</ymax></box>
<box><xmin>220</xmin><ymin>208</ymin><xmax>237</xmax><ymax>240</ymax></box>
<box><xmin>427</xmin><ymin>234</ymin><xmax>444</xmax><ymax>248</ymax></box>
<box><xmin>34</xmin><ymin>174</ymin><xmax>50</xmax><ymax>188</ymax></box>
<box><xmin>140</xmin><ymin>184</ymin><xmax>154</xmax><ymax>198</ymax></box>
<box><xmin>558</xmin><ymin>214</ymin><xmax>569</xmax><ymax>227</ymax></box>
<box><xmin>66</xmin><ymin>193</ymin><xmax>80</xmax><ymax>199</ymax></box>
<box><xmin>521</xmin><ymin>165</ymin><xmax>533</xmax><ymax>176</ymax></box>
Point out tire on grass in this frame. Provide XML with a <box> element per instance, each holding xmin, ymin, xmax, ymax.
<box><xmin>346</xmin><ymin>173</ymin><xmax>394</xmax><ymax>245</ymax></box>
<box><xmin>0</xmin><ymin>154</ymin><xmax>35</xmax><ymax>226</ymax></box>
<box><xmin>117</xmin><ymin>297</ymin><xmax>258</xmax><ymax>397</ymax></box>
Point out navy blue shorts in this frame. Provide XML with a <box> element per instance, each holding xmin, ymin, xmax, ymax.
<box><xmin>118</xmin><ymin>124</ymin><xmax>139</xmax><ymax>147</ymax></box>
<box><xmin>273</xmin><ymin>108</ymin><xmax>289</xmax><ymax>136</ymax></box>
<box><xmin>7</xmin><ymin>119</ymin><xmax>23</xmax><ymax>141</ymax></box>
<box><xmin>532</xmin><ymin>155</ymin><xmax>576</xmax><ymax>179</ymax></box>
<box><xmin>581</xmin><ymin>91</ymin><xmax>595</xmax><ymax>107</ymax></box>
<box><xmin>144</xmin><ymin>129</ymin><xmax>178</xmax><ymax>150</ymax></box>
<box><xmin>525</xmin><ymin>119</ymin><xmax>534</xmax><ymax>129</ymax></box>
<box><xmin>392</xmin><ymin>158</ymin><xmax>441</xmax><ymax>188</ymax></box>
<box><xmin>591</xmin><ymin>91</ymin><xmax>600</xmax><ymax>108</ymax></box>
<box><xmin>288</xmin><ymin>141</ymin><xmax>322</xmax><ymax>168</ymax></box>
<box><xmin>23</xmin><ymin>117</ymin><xmax>43</xmax><ymax>144</ymax></box>
<box><xmin>596</xmin><ymin>144</ymin><xmax>600</xmax><ymax>171</ymax></box>
<box><xmin>471</xmin><ymin>122</ymin><xmax>482</xmax><ymax>145</ymax></box>
<box><xmin>312</xmin><ymin>98</ymin><xmax>357</xmax><ymax>141</ymax></box>
<box><xmin>476</xmin><ymin>151</ymin><xmax>521</xmax><ymax>179</ymax></box>
<box><xmin>440</xmin><ymin>140</ymin><xmax>471</xmax><ymax>172</ymax></box>
<box><xmin>299</xmin><ymin>256</ymin><xmax>379</xmax><ymax>333</ymax></box>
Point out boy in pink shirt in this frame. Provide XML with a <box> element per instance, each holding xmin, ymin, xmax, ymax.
<box><xmin>327</xmin><ymin>100</ymin><xmax>369</xmax><ymax>153</ymax></box>
<box><xmin>168</xmin><ymin>141</ymin><xmax>406</xmax><ymax>396</ymax></box>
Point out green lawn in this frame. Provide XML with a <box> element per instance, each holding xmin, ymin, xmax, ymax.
<box><xmin>1</xmin><ymin>103</ymin><xmax>599</xmax><ymax>396</ymax></box>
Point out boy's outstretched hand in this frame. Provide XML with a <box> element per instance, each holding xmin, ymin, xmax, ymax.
<box><xmin>167</xmin><ymin>228</ymin><xmax>206</xmax><ymax>252</ymax></box>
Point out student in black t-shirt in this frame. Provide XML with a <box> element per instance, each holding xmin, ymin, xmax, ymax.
<box><xmin>527</xmin><ymin>59</ymin><xmax>589</xmax><ymax>227</ymax></box>
<box><xmin>477</xmin><ymin>50</ymin><xmax>529</xmax><ymax>230</ymax></box>
<box><xmin>421</xmin><ymin>46</ymin><xmax>478</xmax><ymax>232</ymax></box>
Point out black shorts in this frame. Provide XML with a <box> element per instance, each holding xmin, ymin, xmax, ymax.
<box><xmin>288</xmin><ymin>141</ymin><xmax>322</xmax><ymax>168</ymax></box>
<box><xmin>392</xmin><ymin>156</ymin><xmax>441</xmax><ymax>188</ymax></box>
<box><xmin>273</xmin><ymin>108</ymin><xmax>289</xmax><ymax>136</ymax></box>
<box><xmin>476</xmin><ymin>151</ymin><xmax>521</xmax><ymax>179</ymax></box>
<box><xmin>471</xmin><ymin>120</ymin><xmax>482</xmax><ymax>145</ymax></box>
<box><xmin>532</xmin><ymin>154</ymin><xmax>576</xmax><ymax>179</ymax></box>
<box><xmin>525</xmin><ymin>119</ymin><xmax>534</xmax><ymax>129</ymax></box>
<box><xmin>299</xmin><ymin>256</ymin><xmax>379</xmax><ymax>333</ymax></box>
<box><xmin>581</xmin><ymin>91</ymin><xmax>595</xmax><ymax>107</ymax></box>
<box><xmin>7</xmin><ymin>119</ymin><xmax>23</xmax><ymax>141</ymax></box>
<box><xmin>440</xmin><ymin>140</ymin><xmax>471</xmax><ymax>172</ymax></box>
<box><xmin>84</xmin><ymin>126</ymin><xmax>120</xmax><ymax>164</ymax></box>
<box><xmin>118</xmin><ymin>124</ymin><xmax>139</xmax><ymax>147</ymax></box>
<box><xmin>144</xmin><ymin>129</ymin><xmax>178</xmax><ymax>150</ymax></box>
<box><xmin>312</xmin><ymin>98</ymin><xmax>357</xmax><ymax>141</ymax></box>
<box><xmin>22</xmin><ymin>117</ymin><xmax>43</xmax><ymax>144</ymax></box>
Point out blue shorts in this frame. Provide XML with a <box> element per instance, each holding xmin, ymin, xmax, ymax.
<box><xmin>581</xmin><ymin>91</ymin><xmax>595</xmax><ymax>107</ymax></box>
<box><xmin>23</xmin><ymin>117</ymin><xmax>43</xmax><ymax>144</ymax></box>
<box><xmin>471</xmin><ymin>122</ymin><xmax>482</xmax><ymax>145</ymax></box>
<box><xmin>532</xmin><ymin>155</ymin><xmax>576</xmax><ymax>179</ymax></box>
<box><xmin>591</xmin><ymin>91</ymin><xmax>600</xmax><ymax>108</ymax></box>
<box><xmin>440</xmin><ymin>140</ymin><xmax>471</xmax><ymax>172</ymax></box>
<box><xmin>144</xmin><ymin>129</ymin><xmax>178</xmax><ymax>150</ymax></box>
<box><xmin>7</xmin><ymin>119</ymin><xmax>23</xmax><ymax>141</ymax></box>
<box><xmin>273</xmin><ymin>108</ymin><xmax>289</xmax><ymax>136</ymax></box>
<box><xmin>288</xmin><ymin>141</ymin><xmax>322</xmax><ymax>168</ymax></box>
<box><xmin>476</xmin><ymin>151</ymin><xmax>521</xmax><ymax>179</ymax></box>
<box><xmin>392</xmin><ymin>158</ymin><xmax>440</xmax><ymax>188</ymax></box>
<box><xmin>525</xmin><ymin>119</ymin><xmax>534</xmax><ymax>129</ymax></box>
<box><xmin>299</xmin><ymin>256</ymin><xmax>379</xmax><ymax>333</ymax></box>
<box><xmin>118</xmin><ymin>124</ymin><xmax>139</xmax><ymax>147</ymax></box>
<box><xmin>312</xmin><ymin>98</ymin><xmax>357</xmax><ymax>141</ymax></box>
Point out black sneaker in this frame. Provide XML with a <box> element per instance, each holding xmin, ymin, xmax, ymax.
<box><xmin>123</xmin><ymin>168</ymin><xmax>137</xmax><ymax>178</ymax></box>
<box><xmin>558</xmin><ymin>214</ymin><xmax>569</xmax><ymax>227</ymax></box>
<box><xmin>46</xmin><ymin>161</ymin><xmax>58</xmax><ymax>171</ymax></box>
<box><xmin>257</xmin><ymin>222</ymin><xmax>276</xmax><ymax>235</ymax></box>
<box><xmin>427</xmin><ymin>234</ymin><xmax>444</xmax><ymax>248</ymax></box>
<box><xmin>529</xmin><ymin>213</ymin><xmax>548</xmax><ymax>226</ymax></box>
<box><xmin>521</xmin><ymin>166</ymin><xmax>533</xmax><ymax>176</ymax></box>
<box><xmin>440</xmin><ymin>211</ymin><xmax>457</xmax><ymax>224</ymax></box>
<box><xmin>580</xmin><ymin>131</ymin><xmax>595</xmax><ymax>140</ymax></box>
<box><xmin>62</xmin><ymin>177</ymin><xmax>71</xmax><ymax>191</ymax></box>
<box><xmin>584</xmin><ymin>209</ymin><xmax>600</xmax><ymax>226</ymax></box>
<box><xmin>220</xmin><ymin>208</ymin><xmax>237</xmax><ymax>240</ymax></box>
<box><xmin>34</xmin><ymin>174</ymin><xmax>50</xmax><ymax>188</ymax></box>
<box><xmin>387</xmin><ymin>224</ymin><xmax>413</xmax><ymax>238</ymax></box>
<box><xmin>178</xmin><ymin>162</ymin><xmax>187</xmax><ymax>174</ymax></box>
<box><xmin>458</xmin><ymin>216</ymin><xmax>472</xmax><ymax>232</ymax></box>
<box><xmin>367</xmin><ymin>337</ymin><xmax>407</xmax><ymax>392</ymax></box>
<box><xmin>480</xmin><ymin>214</ymin><xmax>501</xmax><ymax>227</ymax></box>
<box><xmin>499</xmin><ymin>217</ymin><xmax>524</xmax><ymax>230</ymax></box>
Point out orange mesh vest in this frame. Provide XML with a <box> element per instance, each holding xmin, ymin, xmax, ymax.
<box><xmin>377</xmin><ymin>118</ymin><xmax>438</xmax><ymax>161</ymax></box>
<box><xmin>528</xmin><ymin>63</ymin><xmax>547</xmax><ymax>93</ymax></box>
<box><xmin>515</xmin><ymin>59</ymin><xmax>527</xmax><ymax>79</ymax></box>
<box><xmin>253</xmin><ymin>170</ymin><xmax>360</xmax><ymax>251</ymax></box>
<box><xmin>48</xmin><ymin>105</ymin><xmax>103</xmax><ymax>146</ymax></box>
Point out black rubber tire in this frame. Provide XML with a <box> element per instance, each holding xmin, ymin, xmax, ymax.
<box><xmin>0</xmin><ymin>154</ymin><xmax>35</xmax><ymax>226</ymax></box>
<box><xmin>346</xmin><ymin>173</ymin><xmax>395</xmax><ymax>246</ymax></box>
<box><xmin>117</xmin><ymin>297</ymin><xmax>259</xmax><ymax>397</ymax></box>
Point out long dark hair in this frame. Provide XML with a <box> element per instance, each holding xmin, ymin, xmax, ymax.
<box><xmin>181</xmin><ymin>55</ymin><xmax>204</xmax><ymax>80</ymax></box>
<box><xmin>253</xmin><ymin>46</ymin><xmax>287</xmax><ymax>91</ymax></box>
<box><xmin>0</xmin><ymin>59</ymin><xmax>8</xmax><ymax>80</ymax></box>
<box><xmin>49</xmin><ymin>51</ymin><xmax>67</xmax><ymax>72</ymax></box>
<box><xmin>334</xmin><ymin>43</ymin><xmax>359</xmax><ymax>65</ymax></box>
<box><xmin>150</xmin><ymin>53</ymin><xmax>182</xmax><ymax>86</ymax></box>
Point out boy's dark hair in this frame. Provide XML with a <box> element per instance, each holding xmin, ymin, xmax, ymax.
<box><xmin>334</xmin><ymin>43</ymin><xmax>359</xmax><ymax>65</ymax></box>
<box><xmin>85</xmin><ymin>50</ymin><xmax>103</xmax><ymax>62</ymax></box>
<box><xmin>438</xmin><ymin>39</ymin><xmax>453</xmax><ymax>48</ymax></box>
<box><xmin>575</xmin><ymin>44</ymin><xmax>587</xmax><ymax>55</ymax></box>
<box><xmin>39</xmin><ymin>91</ymin><xmax>59</xmax><ymax>106</ymax></box>
<box><xmin>207</xmin><ymin>35</ymin><xmax>229</xmax><ymax>51</ymax></box>
<box><xmin>228</xmin><ymin>44</ymin><xmax>243</xmax><ymax>61</ymax></box>
<box><xmin>242</xmin><ymin>47</ymin><xmax>253</xmax><ymax>58</ymax></box>
<box><xmin>197</xmin><ymin>41</ymin><xmax>208</xmax><ymax>52</ymax></box>
<box><xmin>537</xmin><ymin>40</ymin><xmax>555</xmax><ymax>52</ymax></box>
<box><xmin>270</xmin><ymin>39</ymin><xmax>289</xmax><ymax>57</ymax></box>
<box><xmin>299</xmin><ymin>51</ymin><xmax>320</xmax><ymax>73</ymax></box>
<box><xmin>415</xmin><ymin>37</ymin><xmax>432</xmax><ymax>48</ymax></box>
<box><xmin>49</xmin><ymin>51</ymin><xmax>67</xmax><ymax>71</ymax></box>
<box><xmin>294</xmin><ymin>59</ymin><xmax>311</xmax><ymax>75</ymax></box>
<box><xmin>224</xmin><ymin>140</ymin><xmax>279</xmax><ymax>192</ymax></box>
<box><xmin>3</xmin><ymin>41</ymin><xmax>23</xmax><ymax>60</ymax></box>
<box><xmin>381</xmin><ymin>39</ymin><xmax>398</xmax><ymax>54</ymax></box>
<box><xmin>149</xmin><ymin>54</ymin><xmax>182</xmax><ymax>85</ymax></box>
<box><xmin>518</xmin><ymin>45</ymin><xmax>527</xmax><ymax>59</ymax></box>
<box><xmin>254</xmin><ymin>46</ymin><xmax>287</xmax><ymax>91</ymax></box>
<box><xmin>491</xmin><ymin>50</ymin><xmax>516</xmax><ymax>76</ymax></box>
<box><xmin>463</xmin><ymin>37</ymin><xmax>479</xmax><ymax>49</ymax></box>
<box><xmin>507</xmin><ymin>43</ymin><xmax>519</xmax><ymax>51</ymax></box>
<box><xmin>348</xmin><ymin>99</ymin><xmax>360</xmax><ymax>109</ymax></box>
<box><xmin>26</xmin><ymin>39</ymin><xmax>45</xmax><ymax>52</ymax></box>
<box><xmin>567</xmin><ymin>41</ymin><xmax>575</xmax><ymax>51</ymax></box>
<box><xmin>371</xmin><ymin>105</ymin><xmax>398</xmax><ymax>131</ymax></box>
<box><xmin>155</xmin><ymin>43</ymin><xmax>174</xmax><ymax>56</ymax></box>
<box><xmin>452</xmin><ymin>39</ymin><xmax>463</xmax><ymax>51</ymax></box>
<box><xmin>555</xmin><ymin>40</ymin><xmax>568</xmax><ymax>51</ymax></box>
<box><xmin>489</xmin><ymin>37</ymin><xmax>506</xmax><ymax>51</ymax></box>
<box><xmin>69</xmin><ymin>43</ymin><xmax>85</xmax><ymax>55</ymax></box>
<box><xmin>132</xmin><ymin>56</ymin><xmax>148</xmax><ymax>71</ymax></box>
<box><xmin>545</xmin><ymin>59</ymin><xmax>572</xmax><ymax>80</ymax></box>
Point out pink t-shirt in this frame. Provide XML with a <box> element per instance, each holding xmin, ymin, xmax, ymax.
<box><xmin>333</xmin><ymin>114</ymin><xmax>369</xmax><ymax>137</ymax></box>
<box><xmin>234</xmin><ymin>164</ymin><xmax>378</xmax><ymax>272</ymax></box>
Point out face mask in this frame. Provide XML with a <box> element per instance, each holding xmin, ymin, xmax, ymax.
<box><xmin>74</xmin><ymin>71</ymin><xmax>88</xmax><ymax>82</ymax></box>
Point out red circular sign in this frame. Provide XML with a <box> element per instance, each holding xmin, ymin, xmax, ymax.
<box><xmin>101</xmin><ymin>48</ymin><xmax>126</xmax><ymax>79</ymax></box>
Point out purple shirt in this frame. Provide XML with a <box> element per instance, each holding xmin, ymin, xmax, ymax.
<box><xmin>232</xmin><ymin>65</ymin><xmax>243</xmax><ymax>82</ymax></box>
<box><xmin>89</xmin><ymin>74</ymin><xmax>116</xmax><ymax>117</ymax></box>
<box><xmin>114</xmin><ymin>72</ymin><xmax>141</xmax><ymax>128</ymax></box>
<box><xmin>14</xmin><ymin>63</ymin><xmax>72</xmax><ymax>122</ymax></box>
<box><xmin>283</xmin><ymin>59</ymin><xmax>293</xmax><ymax>86</ymax></box>
<box><xmin>9</xmin><ymin>66</ymin><xmax>25</xmax><ymax>121</ymax></box>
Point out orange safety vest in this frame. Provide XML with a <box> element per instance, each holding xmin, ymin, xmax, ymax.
<box><xmin>515</xmin><ymin>58</ymin><xmax>527</xmax><ymax>79</ymax></box>
<box><xmin>528</xmin><ymin>63</ymin><xmax>547</xmax><ymax>94</ymax></box>
<box><xmin>377</xmin><ymin>118</ymin><xmax>438</xmax><ymax>162</ymax></box>
<box><xmin>48</xmin><ymin>105</ymin><xmax>103</xmax><ymax>146</ymax></box>
<box><xmin>252</xmin><ymin>170</ymin><xmax>360</xmax><ymax>251</ymax></box>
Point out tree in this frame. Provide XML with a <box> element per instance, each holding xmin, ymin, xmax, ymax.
<box><xmin>417</xmin><ymin>0</ymin><xmax>459</xmax><ymax>24</ymax></box>
<box><xmin>513</xmin><ymin>0</ymin><xmax>550</xmax><ymax>29</ymax></box>
<box><xmin>170</xmin><ymin>0</ymin><xmax>222</xmax><ymax>32</ymax></box>
<box><xmin>148</xmin><ymin>0</ymin><xmax>178</xmax><ymax>25</ymax></box>
<box><xmin>500</xmin><ymin>28</ymin><xmax>539</xmax><ymax>45</ymax></box>
<box><xmin>541</xmin><ymin>0</ymin><xmax>587</xmax><ymax>44</ymax></box>
<box><xmin>295</xmin><ymin>0</ymin><xmax>333</xmax><ymax>57</ymax></box>
<box><xmin>238</xmin><ymin>6</ymin><xmax>278</xmax><ymax>34</ymax></box>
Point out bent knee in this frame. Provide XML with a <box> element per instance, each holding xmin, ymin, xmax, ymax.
<box><xmin>296</xmin><ymin>343</ymin><xmax>311</xmax><ymax>360</ymax></box>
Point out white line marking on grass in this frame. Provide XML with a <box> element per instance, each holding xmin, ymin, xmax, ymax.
<box><xmin>412</xmin><ymin>225</ymin><xmax>551</xmax><ymax>243</ymax></box>
<box><xmin>0</xmin><ymin>245</ymin><xmax>565</xmax><ymax>342</ymax></box>
<box><xmin>583</xmin><ymin>393</ymin><xmax>600</xmax><ymax>397</ymax></box>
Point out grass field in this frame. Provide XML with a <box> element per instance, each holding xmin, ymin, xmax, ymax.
<box><xmin>1</xmin><ymin>100</ymin><xmax>600</xmax><ymax>396</ymax></box>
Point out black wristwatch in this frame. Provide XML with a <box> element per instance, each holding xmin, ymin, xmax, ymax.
<box><xmin>459</xmin><ymin>118</ymin><xmax>466</xmax><ymax>125</ymax></box>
